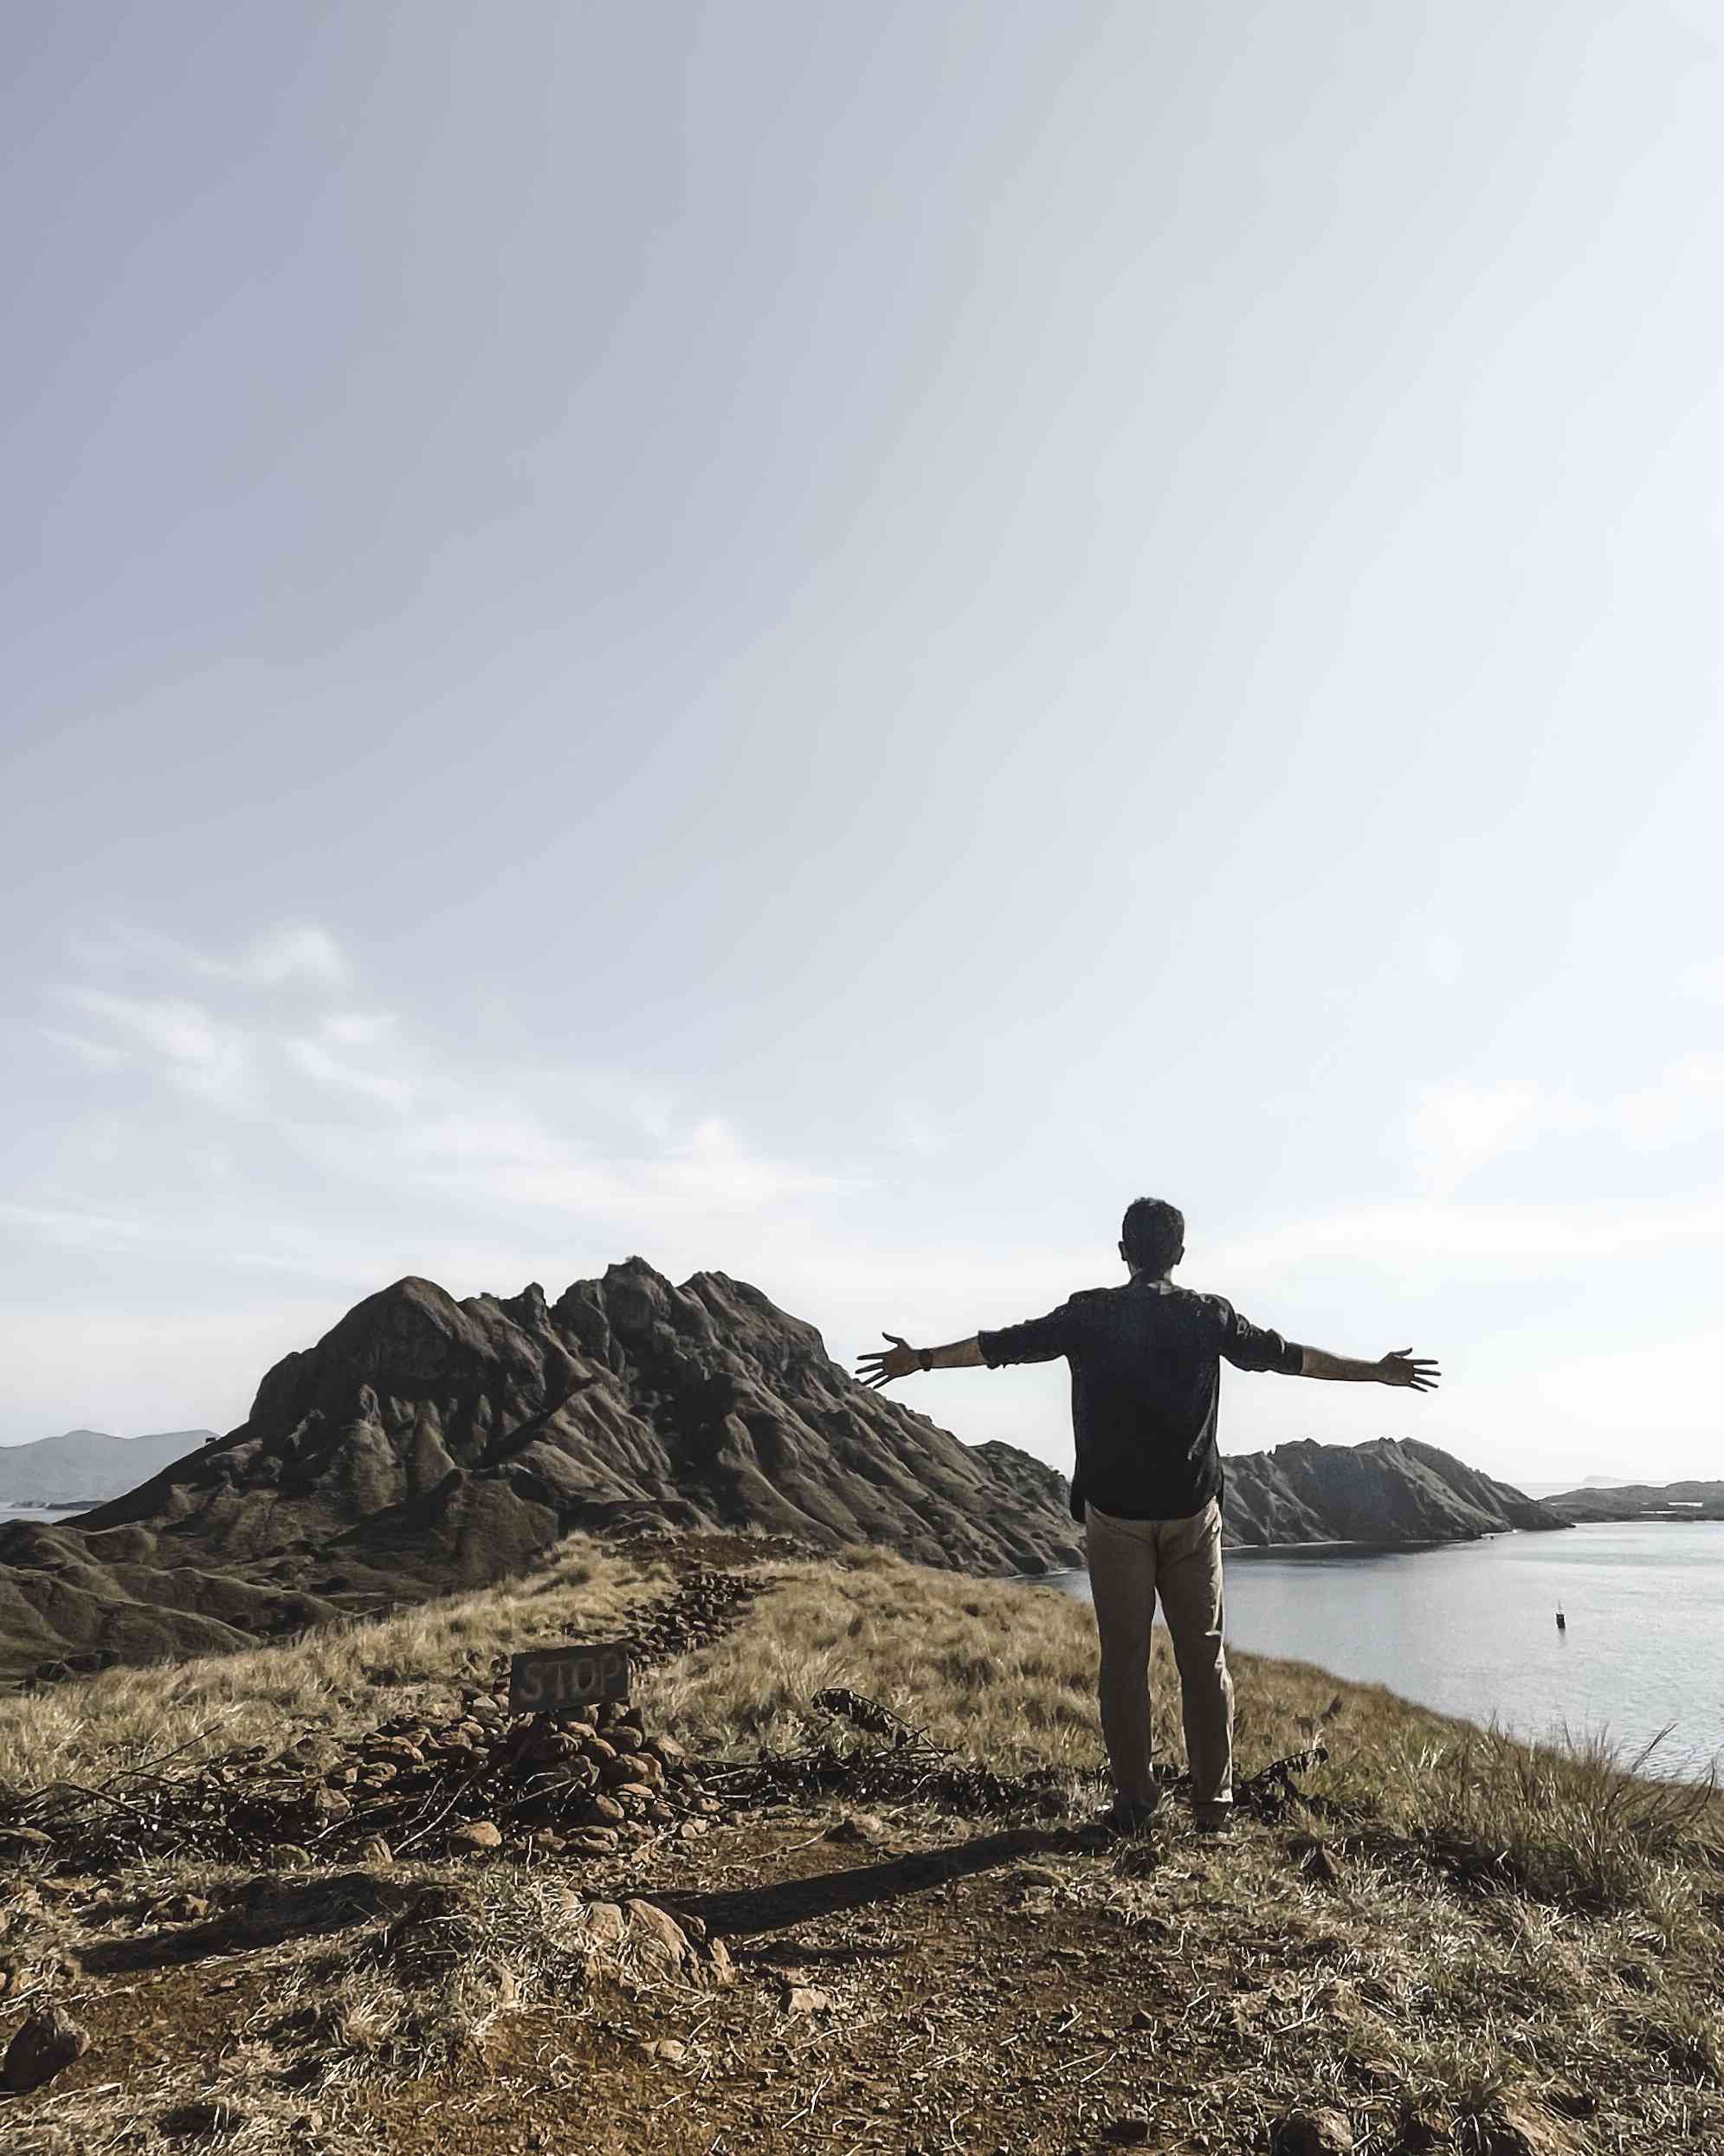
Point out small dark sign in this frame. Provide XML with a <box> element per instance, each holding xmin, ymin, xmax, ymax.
<box><xmin>509</xmin><ymin>1640</ymin><xmax>634</xmax><ymax>1716</ymax></box>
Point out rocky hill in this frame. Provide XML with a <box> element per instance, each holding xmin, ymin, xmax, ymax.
<box><xmin>0</xmin><ymin>1262</ymin><xmax>1082</xmax><ymax>1681</ymax></box>
<box><xmin>1221</xmin><ymin>1436</ymin><xmax>1564</xmax><ymax>1547</ymax></box>
<box><xmin>0</xmin><ymin>1428</ymin><xmax>216</xmax><ymax>1508</ymax></box>
<box><xmin>955</xmin><ymin>1437</ymin><xmax>1561</xmax><ymax>1547</ymax></box>
<box><xmin>1542</xmin><ymin>1479</ymin><xmax>1724</xmax><ymax>1522</ymax></box>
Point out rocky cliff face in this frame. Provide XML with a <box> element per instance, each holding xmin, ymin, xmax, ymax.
<box><xmin>0</xmin><ymin>1262</ymin><xmax>1082</xmax><ymax>1678</ymax></box>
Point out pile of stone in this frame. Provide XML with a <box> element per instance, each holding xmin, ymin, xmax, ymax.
<box><xmin>2</xmin><ymin>1686</ymin><xmax>730</xmax><ymax>1877</ymax></box>
<box><xmin>617</xmin><ymin>1564</ymin><xmax>768</xmax><ymax>1664</ymax></box>
<box><xmin>220</xmin><ymin>1688</ymin><xmax>728</xmax><ymax>1864</ymax></box>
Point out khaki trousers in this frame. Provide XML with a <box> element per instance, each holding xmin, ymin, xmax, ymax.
<box><xmin>1084</xmin><ymin>1496</ymin><xmax>1233</xmax><ymax>1818</ymax></box>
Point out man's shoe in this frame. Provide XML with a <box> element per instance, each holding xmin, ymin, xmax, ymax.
<box><xmin>1101</xmin><ymin>1798</ymin><xmax>1162</xmax><ymax>1838</ymax></box>
<box><xmin>1194</xmin><ymin>1807</ymin><xmax>1235</xmax><ymax>1838</ymax></box>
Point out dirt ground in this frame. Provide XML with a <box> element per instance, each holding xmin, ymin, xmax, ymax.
<box><xmin>5</xmin><ymin>1788</ymin><xmax>1688</xmax><ymax>2156</ymax></box>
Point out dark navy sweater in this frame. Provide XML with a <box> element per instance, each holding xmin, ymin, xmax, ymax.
<box><xmin>978</xmin><ymin>1277</ymin><xmax>1303</xmax><ymax>1522</ymax></box>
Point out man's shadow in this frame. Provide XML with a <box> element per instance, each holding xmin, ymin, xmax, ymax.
<box><xmin>646</xmin><ymin>1823</ymin><xmax>1098</xmax><ymax>1940</ymax></box>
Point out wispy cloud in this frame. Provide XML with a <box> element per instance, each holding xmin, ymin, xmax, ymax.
<box><xmin>0</xmin><ymin>1199</ymin><xmax>145</xmax><ymax>1251</ymax></box>
<box><xmin>31</xmin><ymin>926</ymin><xmax>853</xmax><ymax>1255</ymax></box>
<box><xmin>55</xmin><ymin>990</ymin><xmax>253</xmax><ymax>1106</ymax></box>
<box><xmin>884</xmin><ymin>1101</ymin><xmax>943</xmax><ymax>1156</ymax></box>
<box><xmin>68</xmin><ymin>923</ymin><xmax>353</xmax><ymax>993</ymax></box>
<box><xmin>39</xmin><ymin>1027</ymin><xmax>129</xmax><ymax>1070</ymax></box>
<box><xmin>284</xmin><ymin>1036</ymin><xmax>416</xmax><ymax>1112</ymax></box>
<box><xmin>1404</xmin><ymin>1055</ymin><xmax>1724</xmax><ymax>1189</ymax></box>
<box><xmin>1211</xmin><ymin>1196</ymin><xmax>1724</xmax><ymax>1280</ymax></box>
<box><xmin>315</xmin><ymin>1010</ymin><xmax>398</xmax><ymax>1048</ymax></box>
<box><xmin>1404</xmin><ymin>1078</ymin><xmax>1553</xmax><ymax>1185</ymax></box>
<box><xmin>213</xmin><ymin>926</ymin><xmax>351</xmax><ymax>990</ymax></box>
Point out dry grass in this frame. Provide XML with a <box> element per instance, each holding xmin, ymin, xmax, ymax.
<box><xmin>642</xmin><ymin>1546</ymin><xmax>1469</xmax><ymax>1779</ymax></box>
<box><xmin>647</xmin><ymin>1546</ymin><xmax>1724</xmax><ymax>1913</ymax></box>
<box><xmin>0</xmin><ymin>1537</ymin><xmax>668</xmax><ymax>1795</ymax></box>
<box><xmin>5</xmin><ymin>1535</ymin><xmax>1724</xmax><ymax>2153</ymax></box>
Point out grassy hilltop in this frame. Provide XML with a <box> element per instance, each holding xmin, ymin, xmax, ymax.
<box><xmin>1</xmin><ymin>1533</ymin><xmax>1720</xmax><ymax>2154</ymax></box>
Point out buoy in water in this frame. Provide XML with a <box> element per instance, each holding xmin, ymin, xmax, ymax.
<box><xmin>1556</xmin><ymin>1606</ymin><xmax>1566</xmax><ymax>1632</ymax></box>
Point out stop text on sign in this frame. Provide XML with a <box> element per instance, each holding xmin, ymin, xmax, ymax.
<box><xmin>509</xmin><ymin>1640</ymin><xmax>635</xmax><ymax>1715</ymax></box>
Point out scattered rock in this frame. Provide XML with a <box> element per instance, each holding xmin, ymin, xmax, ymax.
<box><xmin>1473</xmin><ymin>2100</ymin><xmax>1574</xmax><ymax>2155</ymax></box>
<box><xmin>649</xmin><ymin>2037</ymin><xmax>688</xmax><ymax>2063</ymax></box>
<box><xmin>578</xmin><ymin>1899</ymin><xmax>735</xmax><ymax>1991</ymax></box>
<box><xmin>1102</xmin><ymin>2111</ymin><xmax>1152</xmax><ymax>2145</ymax></box>
<box><xmin>159</xmin><ymin>2098</ymin><xmax>247</xmax><ymax>2138</ymax></box>
<box><xmin>780</xmin><ymin>1984</ymin><xmax>832</xmax><ymax>2014</ymax></box>
<box><xmin>449</xmin><ymin>1820</ymin><xmax>503</xmax><ymax>1854</ymax></box>
<box><xmin>3</xmin><ymin>2000</ymin><xmax>91</xmax><ymax>2094</ymax></box>
<box><xmin>824</xmin><ymin>1812</ymin><xmax>888</xmax><ymax>1846</ymax></box>
<box><xmin>1288</xmin><ymin>1834</ymin><xmax>1340</xmax><ymax>1884</ymax></box>
<box><xmin>1272</xmin><ymin>2112</ymin><xmax>1355</xmax><ymax>2155</ymax></box>
<box><xmin>0</xmin><ymin>1826</ymin><xmax>55</xmax><ymax>1856</ymax></box>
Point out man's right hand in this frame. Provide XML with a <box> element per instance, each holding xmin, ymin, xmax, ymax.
<box><xmin>856</xmin><ymin>1333</ymin><xmax>920</xmax><ymax>1389</ymax></box>
<box><xmin>1379</xmin><ymin>1350</ymin><xmax>1441</xmax><ymax>1391</ymax></box>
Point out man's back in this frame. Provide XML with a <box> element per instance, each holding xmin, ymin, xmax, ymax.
<box><xmin>978</xmin><ymin>1279</ymin><xmax>1302</xmax><ymax>1520</ymax></box>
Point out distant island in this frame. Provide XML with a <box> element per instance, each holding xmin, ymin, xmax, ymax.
<box><xmin>0</xmin><ymin>1426</ymin><xmax>216</xmax><ymax>1508</ymax></box>
<box><xmin>1542</xmin><ymin>1479</ymin><xmax>1724</xmax><ymax>1523</ymax></box>
<box><xmin>1221</xmin><ymin>1435</ymin><xmax>1562</xmax><ymax>1547</ymax></box>
<box><xmin>976</xmin><ymin>1435</ymin><xmax>1561</xmax><ymax>1550</ymax></box>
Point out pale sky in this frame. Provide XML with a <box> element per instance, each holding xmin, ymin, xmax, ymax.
<box><xmin>4</xmin><ymin>3</ymin><xmax>1721</xmax><ymax>1487</ymax></box>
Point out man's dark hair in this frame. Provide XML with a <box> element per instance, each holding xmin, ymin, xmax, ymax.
<box><xmin>1120</xmin><ymin>1196</ymin><xmax>1185</xmax><ymax>1275</ymax></box>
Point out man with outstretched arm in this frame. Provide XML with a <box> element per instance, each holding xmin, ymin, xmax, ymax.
<box><xmin>856</xmin><ymin>1197</ymin><xmax>1439</xmax><ymax>1837</ymax></box>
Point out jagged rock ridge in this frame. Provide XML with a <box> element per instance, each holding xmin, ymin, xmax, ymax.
<box><xmin>0</xmin><ymin>1262</ymin><xmax>1082</xmax><ymax>1678</ymax></box>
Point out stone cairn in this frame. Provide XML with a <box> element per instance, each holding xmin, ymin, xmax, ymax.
<box><xmin>300</xmin><ymin>1689</ymin><xmax>727</xmax><ymax>1862</ymax></box>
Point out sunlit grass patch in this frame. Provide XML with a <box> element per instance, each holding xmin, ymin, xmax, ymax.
<box><xmin>0</xmin><ymin>1536</ymin><xmax>667</xmax><ymax>1795</ymax></box>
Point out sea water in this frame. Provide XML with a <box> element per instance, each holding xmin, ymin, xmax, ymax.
<box><xmin>1043</xmin><ymin>1520</ymin><xmax>1724</xmax><ymax>1780</ymax></box>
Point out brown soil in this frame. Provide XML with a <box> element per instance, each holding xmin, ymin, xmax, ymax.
<box><xmin>8</xmin><ymin>1791</ymin><xmax>1685</xmax><ymax>2155</ymax></box>
<box><xmin>0</xmin><ymin>1808</ymin><xmax>1311</xmax><ymax>2154</ymax></box>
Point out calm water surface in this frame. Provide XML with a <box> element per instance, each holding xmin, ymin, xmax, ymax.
<box><xmin>1044</xmin><ymin>1521</ymin><xmax>1724</xmax><ymax>1778</ymax></box>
